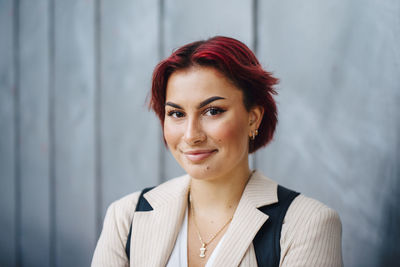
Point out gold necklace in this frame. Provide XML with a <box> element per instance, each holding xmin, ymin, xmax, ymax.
<box><xmin>188</xmin><ymin>170</ymin><xmax>255</xmax><ymax>258</ymax></box>
<box><xmin>189</xmin><ymin>194</ymin><xmax>233</xmax><ymax>258</ymax></box>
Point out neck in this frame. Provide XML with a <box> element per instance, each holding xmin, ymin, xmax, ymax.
<box><xmin>189</xmin><ymin>165</ymin><xmax>253</xmax><ymax>218</ymax></box>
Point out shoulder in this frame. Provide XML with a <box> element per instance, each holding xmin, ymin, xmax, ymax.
<box><xmin>284</xmin><ymin>194</ymin><xmax>341</xmax><ymax>228</ymax></box>
<box><xmin>99</xmin><ymin>191</ymin><xmax>142</xmax><ymax>244</ymax></box>
<box><xmin>280</xmin><ymin>194</ymin><xmax>343</xmax><ymax>266</ymax></box>
<box><xmin>106</xmin><ymin>174</ymin><xmax>189</xmax><ymax>223</ymax></box>
<box><xmin>92</xmin><ymin>175</ymin><xmax>189</xmax><ymax>266</ymax></box>
<box><xmin>107</xmin><ymin>191</ymin><xmax>142</xmax><ymax>227</ymax></box>
<box><xmin>91</xmin><ymin>191</ymin><xmax>141</xmax><ymax>266</ymax></box>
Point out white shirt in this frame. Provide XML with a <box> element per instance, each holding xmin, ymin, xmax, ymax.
<box><xmin>166</xmin><ymin>206</ymin><xmax>226</xmax><ymax>267</ymax></box>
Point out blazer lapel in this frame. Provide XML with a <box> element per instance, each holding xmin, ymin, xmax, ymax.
<box><xmin>130</xmin><ymin>175</ymin><xmax>190</xmax><ymax>267</ymax></box>
<box><xmin>212</xmin><ymin>171</ymin><xmax>278</xmax><ymax>267</ymax></box>
<box><xmin>129</xmin><ymin>171</ymin><xmax>278</xmax><ymax>267</ymax></box>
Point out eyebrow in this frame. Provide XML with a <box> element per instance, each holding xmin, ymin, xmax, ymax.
<box><xmin>198</xmin><ymin>96</ymin><xmax>226</xmax><ymax>108</ymax></box>
<box><xmin>165</xmin><ymin>96</ymin><xmax>226</xmax><ymax>109</ymax></box>
<box><xmin>164</xmin><ymin>102</ymin><xmax>182</xmax><ymax>109</ymax></box>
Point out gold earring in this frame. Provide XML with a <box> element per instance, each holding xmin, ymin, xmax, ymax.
<box><xmin>250</xmin><ymin>129</ymin><xmax>259</xmax><ymax>140</ymax></box>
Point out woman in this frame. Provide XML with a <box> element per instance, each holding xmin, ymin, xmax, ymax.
<box><xmin>92</xmin><ymin>36</ymin><xmax>342</xmax><ymax>267</ymax></box>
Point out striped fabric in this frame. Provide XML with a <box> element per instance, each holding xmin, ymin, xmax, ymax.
<box><xmin>91</xmin><ymin>171</ymin><xmax>343</xmax><ymax>267</ymax></box>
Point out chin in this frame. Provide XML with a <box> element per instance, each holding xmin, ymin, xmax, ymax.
<box><xmin>182</xmin><ymin>163</ymin><xmax>222</xmax><ymax>181</ymax></box>
<box><xmin>179</xmin><ymin>161</ymin><xmax>210</xmax><ymax>177</ymax></box>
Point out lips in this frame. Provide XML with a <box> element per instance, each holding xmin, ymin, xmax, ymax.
<box><xmin>183</xmin><ymin>149</ymin><xmax>217</xmax><ymax>163</ymax></box>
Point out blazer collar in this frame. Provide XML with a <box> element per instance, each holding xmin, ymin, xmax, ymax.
<box><xmin>130</xmin><ymin>170</ymin><xmax>278</xmax><ymax>267</ymax></box>
<box><xmin>212</xmin><ymin>170</ymin><xmax>278</xmax><ymax>266</ymax></box>
<box><xmin>144</xmin><ymin>170</ymin><xmax>278</xmax><ymax>208</ymax></box>
<box><xmin>130</xmin><ymin>174</ymin><xmax>190</xmax><ymax>266</ymax></box>
<box><xmin>144</xmin><ymin>173</ymin><xmax>191</xmax><ymax>209</ymax></box>
<box><xmin>240</xmin><ymin>170</ymin><xmax>278</xmax><ymax>207</ymax></box>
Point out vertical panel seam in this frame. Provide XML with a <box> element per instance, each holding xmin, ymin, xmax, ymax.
<box><xmin>13</xmin><ymin>0</ymin><xmax>21</xmax><ymax>265</ymax></box>
<box><xmin>252</xmin><ymin>0</ymin><xmax>258</xmax><ymax>55</ymax></box>
<box><xmin>94</xmin><ymin>0</ymin><xmax>103</xmax><ymax>238</ymax></box>
<box><xmin>158</xmin><ymin>0</ymin><xmax>165</xmax><ymax>183</ymax></box>
<box><xmin>252</xmin><ymin>0</ymin><xmax>259</xmax><ymax>170</ymax></box>
<box><xmin>48</xmin><ymin>0</ymin><xmax>56</xmax><ymax>265</ymax></box>
<box><xmin>158</xmin><ymin>0</ymin><xmax>164</xmax><ymax>60</ymax></box>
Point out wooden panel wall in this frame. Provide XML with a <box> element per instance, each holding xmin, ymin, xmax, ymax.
<box><xmin>0</xmin><ymin>0</ymin><xmax>398</xmax><ymax>266</ymax></box>
<box><xmin>53</xmin><ymin>1</ymin><xmax>96</xmax><ymax>266</ymax></box>
<box><xmin>256</xmin><ymin>0</ymin><xmax>400</xmax><ymax>266</ymax></box>
<box><xmin>100</xmin><ymin>0</ymin><xmax>160</xmax><ymax>221</ymax></box>
<box><xmin>19</xmin><ymin>0</ymin><xmax>51</xmax><ymax>266</ymax></box>
<box><xmin>0</xmin><ymin>1</ymin><xmax>17</xmax><ymax>266</ymax></box>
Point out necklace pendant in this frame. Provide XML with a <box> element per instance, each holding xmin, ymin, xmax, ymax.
<box><xmin>199</xmin><ymin>243</ymin><xmax>206</xmax><ymax>258</ymax></box>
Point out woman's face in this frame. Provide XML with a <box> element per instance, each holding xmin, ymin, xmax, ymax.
<box><xmin>164</xmin><ymin>66</ymin><xmax>262</xmax><ymax>180</ymax></box>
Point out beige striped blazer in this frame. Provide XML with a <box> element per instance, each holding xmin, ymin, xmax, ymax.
<box><xmin>92</xmin><ymin>170</ymin><xmax>343</xmax><ymax>266</ymax></box>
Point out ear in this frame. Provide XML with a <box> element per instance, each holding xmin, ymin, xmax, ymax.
<box><xmin>248</xmin><ymin>105</ymin><xmax>264</xmax><ymax>130</ymax></box>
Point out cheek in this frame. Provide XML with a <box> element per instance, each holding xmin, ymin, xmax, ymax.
<box><xmin>210</xmin><ymin>118</ymin><xmax>248</xmax><ymax>147</ymax></box>
<box><xmin>163</xmin><ymin>121</ymin><xmax>180</xmax><ymax>148</ymax></box>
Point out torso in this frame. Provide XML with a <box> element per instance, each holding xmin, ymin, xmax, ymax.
<box><xmin>187</xmin><ymin>207</ymin><xmax>231</xmax><ymax>267</ymax></box>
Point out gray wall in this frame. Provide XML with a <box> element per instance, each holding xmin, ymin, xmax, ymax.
<box><xmin>0</xmin><ymin>0</ymin><xmax>398</xmax><ymax>266</ymax></box>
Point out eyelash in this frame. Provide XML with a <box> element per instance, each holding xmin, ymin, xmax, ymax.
<box><xmin>167</xmin><ymin>110</ymin><xmax>185</xmax><ymax>118</ymax></box>
<box><xmin>204</xmin><ymin>106</ymin><xmax>226</xmax><ymax>116</ymax></box>
<box><xmin>166</xmin><ymin>107</ymin><xmax>226</xmax><ymax>118</ymax></box>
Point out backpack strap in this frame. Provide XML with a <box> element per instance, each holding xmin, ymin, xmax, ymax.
<box><xmin>253</xmin><ymin>185</ymin><xmax>300</xmax><ymax>267</ymax></box>
<box><xmin>125</xmin><ymin>186</ymin><xmax>155</xmax><ymax>260</ymax></box>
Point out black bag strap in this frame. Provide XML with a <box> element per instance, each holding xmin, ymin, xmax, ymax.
<box><xmin>125</xmin><ymin>185</ymin><xmax>299</xmax><ymax>266</ymax></box>
<box><xmin>125</xmin><ymin>186</ymin><xmax>155</xmax><ymax>260</ymax></box>
<box><xmin>253</xmin><ymin>185</ymin><xmax>300</xmax><ymax>267</ymax></box>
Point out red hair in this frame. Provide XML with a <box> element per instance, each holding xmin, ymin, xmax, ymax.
<box><xmin>149</xmin><ymin>36</ymin><xmax>279</xmax><ymax>153</ymax></box>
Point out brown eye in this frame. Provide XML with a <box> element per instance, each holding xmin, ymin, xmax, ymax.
<box><xmin>167</xmin><ymin>110</ymin><xmax>185</xmax><ymax>118</ymax></box>
<box><xmin>204</xmin><ymin>107</ymin><xmax>226</xmax><ymax>116</ymax></box>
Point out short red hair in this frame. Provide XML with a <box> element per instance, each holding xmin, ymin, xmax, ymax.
<box><xmin>149</xmin><ymin>36</ymin><xmax>279</xmax><ymax>153</ymax></box>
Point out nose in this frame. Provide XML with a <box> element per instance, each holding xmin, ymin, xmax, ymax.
<box><xmin>183</xmin><ymin>117</ymin><xmax>206</xmax><ymax>145</ymax></box>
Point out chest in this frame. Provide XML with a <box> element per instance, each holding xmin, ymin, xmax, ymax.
<box><xmin>187</xmin><ymin>216</ymin><xmax>228</xmax><ymax>267</ymax></box>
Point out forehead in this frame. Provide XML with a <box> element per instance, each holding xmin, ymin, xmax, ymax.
<box><xmin>165</xmin><ymin>67</ymin><xmax>243</xmax><ymax>103</ymax></box>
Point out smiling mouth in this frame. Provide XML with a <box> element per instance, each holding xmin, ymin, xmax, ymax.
<box><xmin>183</xmin><ymin>149</ymin><xmax>218</xmax><ymax>163</ymax></box>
